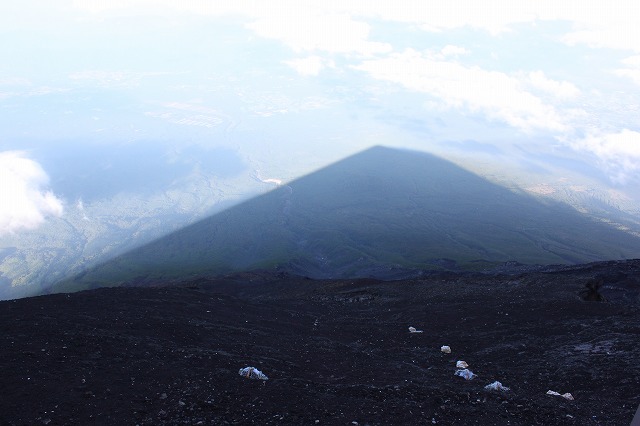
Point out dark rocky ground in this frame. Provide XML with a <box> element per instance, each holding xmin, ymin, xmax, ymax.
<box><xmin>1</xmin><ymin>260</ymin><xmax>639</xmax><ymax>425</ymax></box>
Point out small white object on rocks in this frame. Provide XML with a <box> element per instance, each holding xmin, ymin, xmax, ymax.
<box><xmin>484</xmin><ymin>381</ymin><xmax>510</xmax><ymax>392</ymax></box>
<box><xmin>454</xmin><ymin>368</ymin><xmax>476</xmax><ymax>380</ymax></box>
<box><xmin>441</xmin><ymin>345</ymin><xmax>451</xmax><ymax>354</ymax></box>
<box><xmin>409</xmin><ymin>326</ymin><xmax>424</xmax><ymax>333</ymax></box>
<box><xmin>546</xmin><ymin>390</ymin><xmax>574</xmax><ymax>400</ymax></box>
<box><xmin>239</xmin><ymin>367</ymin><xmax>269</xmax><ymax>380</ymax></box>
<box><xmin>456</xmin><ymin>360</ymin><xmax>468</xmax><ymax>369</ymax></box>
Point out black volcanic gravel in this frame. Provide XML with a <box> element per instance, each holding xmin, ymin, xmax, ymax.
<box><xmin>0</xmin><ymin>261</ymin><xmax>639</xmax><ymax>425</ymax></box>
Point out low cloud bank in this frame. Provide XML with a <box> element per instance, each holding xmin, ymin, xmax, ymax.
<box><xmin>572</xmin><ymin>130</ymin><xmax>640</xmax><ymax>184</ymax></box>
<box><xmin>0</xmin><ymin>151</ymin><xmax>63</xmax><ymax>235</ymax></box>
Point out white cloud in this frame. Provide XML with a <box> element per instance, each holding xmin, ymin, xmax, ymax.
<box><xmin>71</xmin><ymin>1</ymin><xmax>640</xmax><ymax>53</ymax></box>
<box><xmin>440</xmin><ymin>45</ymin><xmax>469</xmax><ymax>57</ymax></box>
<box><xmin>247</xmin><ymin>12</ymin><xmax>391</xmax><ymax>55</ymax></box>
<box><xmin>615</xmin><ymin>69</ymin><xmax>640</xmax><ymax>87</ymax></box>
<box><xmin>615</xmin><ymin>56</ymin><xmax>640</xmax><ymax>86</ymax></box>
<box><xmin>284</xmin><ymin>56</ymin><xmax>332</xmax><ymax>76</ymax></box>
<box><xmin>345</xmin><ymin>0</ymin><xmax>538</xmax><ymax>35</ymax></box>
<box><xmin>355</xmin><ymin>49</ymin><xmax>568</xmax><ymax>132</ymax></box>
<box><xmin>526</xmin><ymin>71</ymin><xmax>581</xmax><ymax>99</ymax></box>
<box><xmin>76</xmin><ymin>199</ymin><xmax>90</xmax><ymax>221</ymax></box>
<box><xmin>0</xmin><ymin>152</ymin><xmax>63</xmax><ymax>235</ymax></box>
<box><xmin>572</xmin><ymin>129</ymin><xmax>640</xmax><ymax>183</ymax></box>
<box><xmin>351</xmin><ymin>1</ymin><xmax>640</xmax><ymax>52</ymax></box>
<box><xmin>72</xmin><ymin>0</ymin><xmax>530</xmax><ymax>44</ymax></box>
<box><xmin>72</xmin><ymin>0</ymin><xmax>248</xmax><ymax>17</ymax></box>
<box><xmin>621</xmin><ymin>56</ymin><xmax>640</xmax><ymax>68</ymax></box>
<box><xmin>561</xmin><ymin>4</ymin><xmax>640</xmax><ymax>53</ymax></box>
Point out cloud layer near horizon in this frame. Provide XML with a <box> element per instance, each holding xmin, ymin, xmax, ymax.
<box><xmin>2</xmin><ymin>1</ymin><xmax>639</xmax><ymax>188</ymax></box>
<box><xmin>0</xmin><ymin>152</ymin><xmax>63</xmax><ymax>235</ymax></box>
<box><xmin>62</xmin><ymin>1</ymin><xmax>640</xmax><ymax>184</ymax></box>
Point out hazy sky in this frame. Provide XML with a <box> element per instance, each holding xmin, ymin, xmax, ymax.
<box><xmin>1</xmin><ymin>0</ymin><xmax>640</xmax><ymax>235</ymax></box>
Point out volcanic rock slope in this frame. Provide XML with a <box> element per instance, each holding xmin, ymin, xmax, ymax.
<box><xmin>1</xmin><ymin>260</ymin><xmax>639</xmax><ymax>425</ymax></box>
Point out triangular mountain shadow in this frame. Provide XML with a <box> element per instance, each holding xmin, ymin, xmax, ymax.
<box><xmin>53</xmin><ymin>146</ymin><xmax>640</xmax><ymax>293</ymax></box>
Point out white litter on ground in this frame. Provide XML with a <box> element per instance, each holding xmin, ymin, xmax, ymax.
<box><xmin>454</xmin><ymin>369</ymin><xmax>476</xmax><ymax>380</ymax></box>
<box><xmin>441</xmin><ymin>345</ymin><xmax>451</xmax><ymax>354</ymax></box>
<box><xmin>484</xmin><ymin>381</ymin><xmax>510</xmax><ymax>392</ymax></box>
<box><xmin>546</xmin><ymin>390</ymin><xmax>573</xmax><ymax>400</ymax></box>
<box><xmin>239</xmin><ymin>367</ymin><xmax>269</xmax><ymax>380</ymax></box>
<box><xmin>408</xmin><ymin>326</ymin><xmax>424</xmax><ymax>333</ymax></box>
<box><xmin>455</xmin><ymin>360</ymin><xmax>468</xmax><ymax>369</ymax></box>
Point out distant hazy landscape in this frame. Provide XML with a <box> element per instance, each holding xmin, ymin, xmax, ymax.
<box><xmin>3</xmin><ymin>2</ymin><xmax>640</xmax><ymax>299</ymax></box>
<box><xmin>49</xmin><ymin>146</ymin><xmax>640</xmax><ymax>295</ymax></box>
<box><xmin>3</xmin><ymin>140</ymin><xmax>640</xmax><ymax>300</ymax></box>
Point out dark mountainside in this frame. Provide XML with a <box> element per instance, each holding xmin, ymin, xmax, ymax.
<box><xmin>4</xmin><ymin>146</ymin><xmax>639</xmax><ymax>425</ymax></box>
<box><xmin>52</xmin><ymin>146</ymin><xmax>640</xmax><ymax>295</ymax></box>
<box><xmin>0</xmin><ymin>260</ymin><xmax>639</xmax><ymax>425</ymax></box>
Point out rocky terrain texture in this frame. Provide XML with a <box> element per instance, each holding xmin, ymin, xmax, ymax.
<box><xmin>0</xmin><ymin>259</ymin><xmax>639</xmax><ymax>425</ymax></box>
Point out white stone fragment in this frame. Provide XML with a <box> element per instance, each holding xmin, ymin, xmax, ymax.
<box><xmin>456</xmin><ymin>360</ymin><xmax>468</xmax><ymax>369</ymax></box>
<box><xmin>239</xmin><ymin>366</ymin><xmax>268</xmax><ymax>380</ymax></box>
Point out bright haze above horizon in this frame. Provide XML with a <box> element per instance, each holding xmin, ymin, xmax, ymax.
<box><xmin>1</xmin><ymin>1</ymin><xmax>640</xmax><ymax>295</ymax></box>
